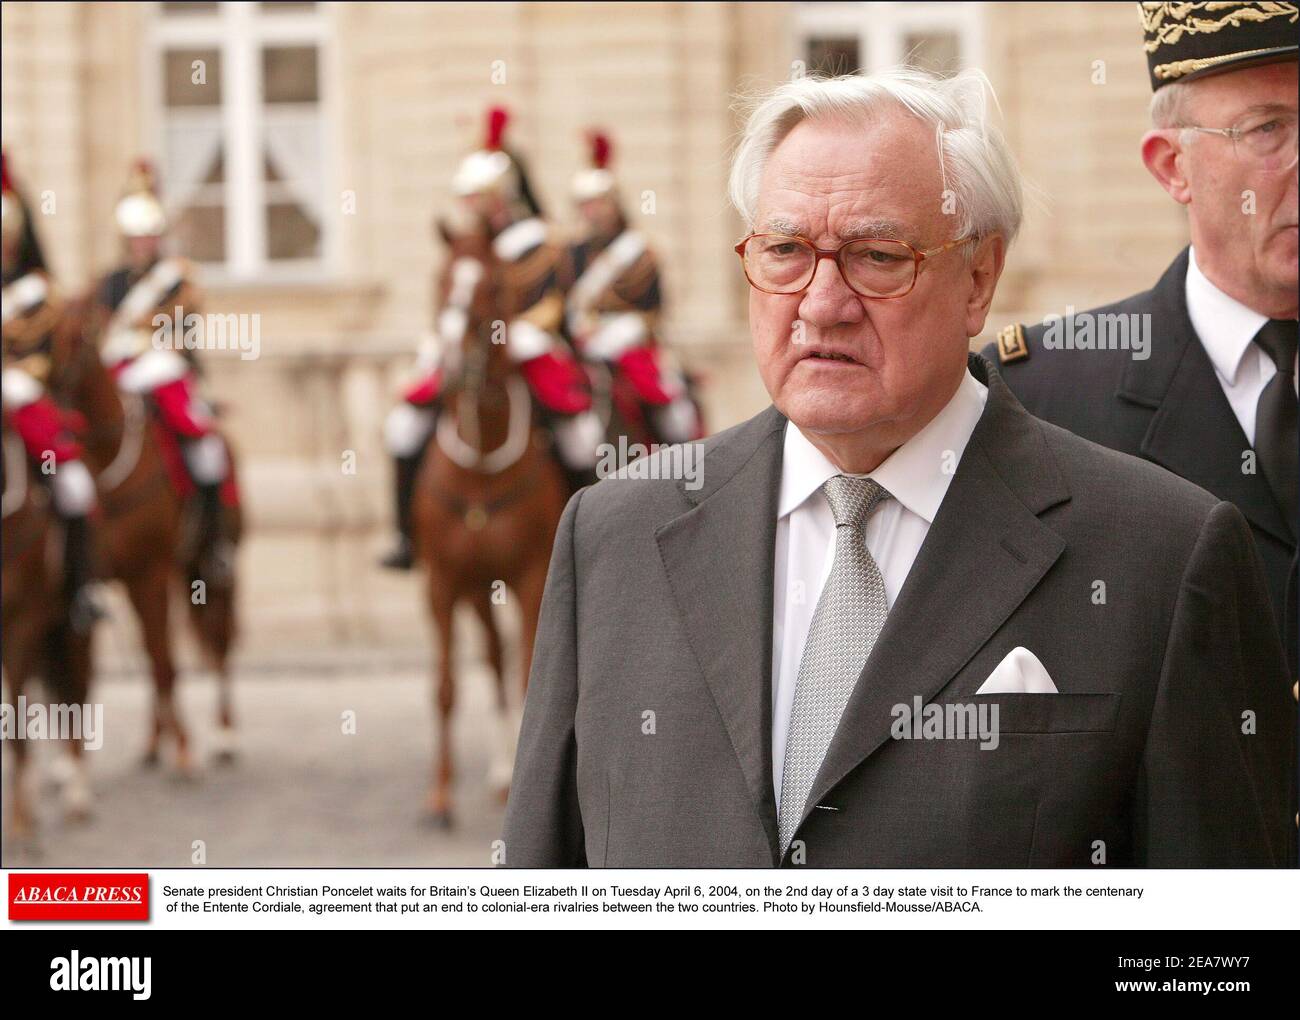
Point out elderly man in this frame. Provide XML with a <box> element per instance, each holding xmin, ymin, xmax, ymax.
<box><xmin>502</xmin><ymin>68</ymin><xmax>1293</xmax><ymax>868</ymax></box>
<box><xmin>986</xmin><ymin>4</ymin><xmax>1298</xmax><ymax>674</ymax></box>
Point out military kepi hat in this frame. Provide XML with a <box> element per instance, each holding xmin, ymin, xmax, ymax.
<box><xmin>1140</xmin><ymin>2</ymin><xmax>1298</xmax><ymax>89</ymax></box>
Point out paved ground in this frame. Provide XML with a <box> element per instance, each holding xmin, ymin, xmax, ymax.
<box><xmin>2</xmin><ymin>639</ymin><xmax>523</xmax><ymax>868</ymax></box>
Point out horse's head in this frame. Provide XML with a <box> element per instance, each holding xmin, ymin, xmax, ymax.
<box><xmin>433</xmin><ymin>213</ymin><xmax>511</xmax><ymax>395</ymax></box>
<box><xmin>43</xmin><ymin>294</ymin><xmax>103</xmax><ymax>408</ymax></box>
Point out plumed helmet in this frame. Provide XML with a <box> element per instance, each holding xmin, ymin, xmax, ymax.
<box><xmin>451</xmin><ymin>107</ymin><xmax>546</xmax><ymax>217</ymax></box>
<box><xmin>572</xmin><ymin>129</ymin><xmax>617</xmax><ymax>202</ymax></box>
<box><xmin>114</xmin><ymin>158</ymin><xmax>168</xmax><ymax>238</ymax></box>
<box><xmin>452</xmin><ymin>107</ymin><xmax>519</xmax><ymax>197</ymax></box>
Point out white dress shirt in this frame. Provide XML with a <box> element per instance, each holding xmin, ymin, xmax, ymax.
<box><xmin>1185</xmin><ymin>246</ymin><xmax>1298</xmax><ymax>445</ymax></box>
<box><xmin>770</xmin><ymin>367</ymin><xmax>988</xmax><ymax>805</ymax></box>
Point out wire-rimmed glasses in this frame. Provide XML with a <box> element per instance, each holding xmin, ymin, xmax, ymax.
<box><xmin>1180</xmin><ymin>110</ymin><xmax>1299</xmax><ymax>174</ymax></box>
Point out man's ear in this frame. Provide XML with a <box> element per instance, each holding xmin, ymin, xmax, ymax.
<box><xmin>965</xmin><ymin>233</ymin><xmax>1005</xmax><ymax>338</ymax></box>
<box><xmin>1141</xmin><ymin>130</ymin><xmax>1192</xmax><ymax>205</ymax></box>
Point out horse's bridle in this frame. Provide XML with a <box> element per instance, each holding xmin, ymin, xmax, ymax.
<box><xmin>436</xmin><ymin>319</ymin><xmax>533</xmax><ymax>475</ymax></box>
<box><xmin>427</xmin><ymin>251</ymin><xmax>547</xmax><ymax>527</ymax></box>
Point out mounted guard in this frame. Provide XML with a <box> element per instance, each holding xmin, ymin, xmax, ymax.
<box><xmin>564</xmin><ymin>129</ymin><xmax>704</xmax><ymax>448</ymax></box>
<box><xmin>92</xmin><ymin>159</ymin><xmax>237</xmax><ymax>569</ymax></box>
<box><xmin>1</xmin><ymin>153</ymin><xmax>101</xmax><ymax>631</ymax></box>
<box><xmin>380</xmin><ymin>107</ymin><xmax>602</xmax><ymax>569</ymax></box>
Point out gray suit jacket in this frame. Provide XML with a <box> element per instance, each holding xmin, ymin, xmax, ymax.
<box><xmin>502</xmin><ymin>354</ymin><xmax>1295</xmax><ymax>868</ymax></box>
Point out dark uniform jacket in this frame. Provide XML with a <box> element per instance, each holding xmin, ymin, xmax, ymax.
<box><xmin>96</xmin><ymin>259</ymin><xmax>204</xmax><ymax>376</ymax></box>
<box><xmin>983</xmin><ymin>248</ymin><xmax>1298</xmax><ymax>675</ymax></box>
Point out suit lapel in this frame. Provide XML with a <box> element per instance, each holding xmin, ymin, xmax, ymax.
<box><xmin>1117</xmin><ymin>248</ymin><xmax>1292</xmax><ymax>545</ymax></box>
<box><xmin>656</xmin><ymin>363</ymin><xmax>1074</xmax><ymax>862</ymax></box>
<box><xmin>655</xmin><ymin>404</ymin><xmax>787</xmax><ymax>863</ymax></box>
<box><xmin>793</xmin><ymin>356</ymin><xmax>1069</xmax><ymax>844</ymax></box>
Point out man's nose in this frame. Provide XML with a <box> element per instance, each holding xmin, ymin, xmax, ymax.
<box><xmin>798</xmin><ymin>255</ymin><xmax>866</xmax><ymax>328</ymax></box>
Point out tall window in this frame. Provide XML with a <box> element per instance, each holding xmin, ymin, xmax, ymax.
<box><xmin>149</xmin><ymin>2</ymin><xmax>334</xmax><ymax>280</ymax></box>
<box><xmin>796</xmin><ymin>2</ymin><xmax>982</xmax><ymax>78</ymax></box>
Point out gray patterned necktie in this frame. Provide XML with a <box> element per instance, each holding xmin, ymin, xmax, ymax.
<box><xmin>779</xmin><ymin>474</ymin><xmax>891</xmax><ymax>855</ymax></box>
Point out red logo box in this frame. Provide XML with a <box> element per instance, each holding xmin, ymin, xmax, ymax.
<box><xmin>9</xmin><ymin>874</ymin><xmax>149</xmax><ymax>921</ymax></box>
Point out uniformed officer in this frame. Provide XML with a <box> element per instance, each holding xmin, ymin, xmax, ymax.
<box><xmin>93</xmin><ymin>159</ymin><xmax>235</xmax><ymax>569</ymax></box>
<box><xmin>1</xmin><ymin>153</ymin><xmax>101</xmax><ymax>630</ymax></box>
<box><xmin>985</xmin><ymin>2</ymin><xmax>1298</xmax><ymax>672</ymax></box>
<box><xmin>564</xmin><ymin>129</ymin><xmax>703</xmax><ymax>446</ymax></box>
<box><xmin>379</xmin><ymin>107</ymin><xmax>602</xmax><ymax>569</ymax></box>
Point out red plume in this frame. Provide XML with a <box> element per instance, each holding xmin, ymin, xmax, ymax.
<box><xmin>1</xmin><ymin>151</ymin><xmax>12</xmax><ymax>193</ymax></box>
<box><xmin>589</xmin><ymin>130</ymin><xmax>612</xmax><ymax>170</ymax></box>
<box><xmin>486</xmin><ymin>107</ymin><xmax>510</xmax><ymax>150</ymax></box>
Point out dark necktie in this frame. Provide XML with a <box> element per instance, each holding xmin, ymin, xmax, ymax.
<box><xmin>1253</xmin><ymin>319</ymin><xmax>1298</xmax><ymax>539</ymax></box>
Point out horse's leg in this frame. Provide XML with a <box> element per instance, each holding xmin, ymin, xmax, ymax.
<box><xmin>426</xmin><ymin>578</ymin><xmax>456</xmax><ymax>827</ymax></box>
<box><xmin>125</xmin><ymin>563</ymin><xmax>190</xmax><ymax>775</ymax></box>
<box><xmin>57</xmin><ymin>737</ymin><xmax>91</xmax><ymax>821</ymax></box>
<box><xmin>8</xmin><ymin>726</ymin><xmax>36</xmax><ymax>843</ymax></box>
<box><xmin>3</xmin><ymin>612</ymin><xmax>42</xmax><ymax>842</ymax></box>
<box><xmin>494</xmin><ymin>555</ymin><xmax>550</xmax><ymax>804</ymax></box>
<box><xmin>211</xmin><ymin>656</ymin><xmax>237</xmax><ymax>766</ymax></box>
<box><xmin>63</xmin><ymin>628</ymin><xmax>95</xmax><ymax>820</ymax></box>
<box><xmin>470</xmin><ymin>587</ymin><xmax>511</xmax><ymax>802</ymax></box>
<box><xmin>4</xmin><ymin>667</ymin><xmax>35</xmax><ymax>841</ymax></box>
<box><xmin>189</xmin><ymin>571</ymin><xmax>238</xmax><ymax>764</ymax></box>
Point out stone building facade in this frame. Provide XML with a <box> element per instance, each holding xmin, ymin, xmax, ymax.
<box><xmin>2</xmin><ymin>2</ymin><xmax>1187</xmax><ymax>654</ymax></box>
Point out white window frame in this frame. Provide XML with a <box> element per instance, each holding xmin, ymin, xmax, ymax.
<box><xmin>795</xmin><ymin>2</ymin><xmax>985</xmax><ymax>77</ymax></box>
<box><xmin>145</xmin><ymin>1</ymin><xmax>340</xmax><ymax>284</ymax></box>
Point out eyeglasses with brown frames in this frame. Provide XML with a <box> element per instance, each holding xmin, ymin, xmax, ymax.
<box><xmin>734</xmin><ymin>232</ymin><xmax>975</xmax><ymax>300</ymax></box>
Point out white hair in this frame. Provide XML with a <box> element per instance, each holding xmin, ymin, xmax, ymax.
<box><xmin>728</xmin><ymin>67</ymin><xmax>1024</xmax><ymax>248</ymax></box>
<box><xmin>1149</xmin><ymin>78</ymin><xmax>1200</xmax><ymax>150</ymax></box>
<box><xmin>1149</xmin><ymin>78</ymin><xmax>1192</xmax><ymax>128</ymax></box>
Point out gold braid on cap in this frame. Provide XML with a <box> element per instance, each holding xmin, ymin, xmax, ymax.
<box><xmin>1140</xmin><ymin>2</ymin><xmax>1299</xmax><ymax>79</ymax></box>
<box><xmin>1154</xmin><ymin>45</ymin><xmax>1296</xmax><ymax>78</ymax></box>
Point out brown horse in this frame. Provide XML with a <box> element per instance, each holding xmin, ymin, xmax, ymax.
<box><xmin>1</xmin><ymin>422</ymin><xmax>94</xmax><ymax>837</ymax></box>
<box><xmin>49</xmin><ymin>298</ymin><xmax>242</xmax><ymax>772</ymax></box>
<box><xmin>411</xmin><ymin>224</ymin><xmax>568</xmax><ymax>827</ymax></box>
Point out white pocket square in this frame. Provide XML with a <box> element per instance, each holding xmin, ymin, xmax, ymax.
<box><xmin>975</xmin><ymin>646</ymin><xmax>1058</xmax><ymax>694</ymax></box>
